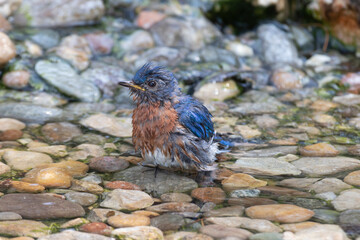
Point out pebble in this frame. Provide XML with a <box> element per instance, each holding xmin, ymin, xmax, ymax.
<box><xmin>87</xmin><ymin>208</ymin><xmax>124</xmax><ymax>222</ymax></box>
<box><xmin>229</xmin><ymin>189</ymin><xmax>261</xmax><ymax>198</ymax></box>
<box><xmin>0</xmin><ymin>129</ymin><xmax>22</xmax><ymax>141</ymax></box>
<box><xmin>200</xmin><ymin>224</ymin><xmax>252</xmax><ymax>239</ymax></box>
<box><xmin>10</xmin><ymin>181</ymin><xmax>45</xmax><ymax>193</ymax></box>
<box><xmin>0</xmin><ymin>162</ymin><xmax>10</xmax><ymax>175</ymax></box>
<box><xmin>312</xmin><ymin>113</ymin><xmax>337</xmax><ymax>127</ymax></box>
<box><xmin>108</xmin><ymin>214</ymin><xmax>150</xmax><ymax>227</ymax></box>
<box><xmin>89</xmin><ymin>156</ymin><xmax>129</xmax><ymax>173</ymax></box>
<box><xmin>271</xmin><ymin>70</ymin><xmax>302</xmax><ymax>90</ymax></box>
<box><xmin>254</xmin><ymin>115</ymin><xmax>279</xmax><ymax>129</ymax></box>
<box><xmin>2</xmin><ymin>70</ymin><xmax>30</xmax><ymax>89</ymax></box>
<box><xmin>281</xmin><ymin>221</ymin><xmax>321</xmax><ymax>232</ymax></box>
<box><xmin>70</xmin><ymin>179</ymin><xmax>104</xmax><ymax>194</ymax></box>
<box><xmin>204</xmin><ymin>205</ymin><xmax>245</xmax><ymax>218</ymax></box>
<box><xmin>60</xmin><ymin>218</ymin><xmax>89</xmax><ymax>228</ymax></box>
<box><xmin>310</xmin><ymin>100</ymin><xmax>338</xmax><ymax>112</ymax></box>
<box><xmin>28</xmin><ymin>145</ymin><xmax>67</xmax><ymax>157</ymax></box>
<box><xmin>344</xmin><ymin>170</ymin><xmax>360</xmax><ymax>186</ymax></box>
<box><xmin>0</xmin><ymin>14</ymin><xmax>11</xmax><ymax>32</ymax></box>
<box><xmin>136</xmin><ymin>10</ymin><xmax>166</xmax><ymax>29</ymax></box>
<box><xmin>292</xmin><ymin>157</ymin><xmax>360</xmax><ymax>177</ymax></box>
<box><xmin>22</xmin><ymin>167</ymin><xmax>73</xmax><ymax>188</ymax></box>
<box><xmin>224</xmin><ymin>157</ymin><xmax>301</xmax><ymax>176</ymax></box>
<box><xmin>3</xmin><ymin>150</ymin><xmax>53</xmax><ymax>171</ymax></box>
<box><xmin>333</xmin><ymin>93</ymin><xmax>360</xmax><ymax>106</ymax></box>
<box><xmin>315</xmin><ymin>192</ymin><xmax>337</xmax><ymax>201</ymax></box>
<box><xmin>48</xmin><ymin>160</ymin><xmax>89</xmax><ymax>177</ymax></box>
<box><xmin>312</xmin><ymin>209</ymin><xmax>339</xmax><ymax>224</ymax></box>
<box><xmin>105</xmin><ymin>181</ymin><xmax>141</xmax><ymax>190</ymax></box>
<box><xmin>236</xmin><ymin>146</ymin><xmax>298</xmax><ymax>158</ymax></box>
<box><xmin>340</xmin><ymin>209</ymin><xmax>360</xmax><ymax>225</ymax></box>
<box><xmin>245</xmin><ymin>204</ymin><xmax>315</xmax><ymax>223</ymax></box>
<box><xmin>0</xmin><ymin>212</ymin><xmax>22</xmax><ymax>220</ymax></box>
<box><xmin>74</xmin><ymin>143</ymin><xmax>105</xmax><ymax>159</ymax></box>
<box><xmin>341</xmin><ymin>72</ymin><xmax>360</xmax><ymax>94</ymax></box>
<box><xmin>24</xmin><ymin>40</ymin><xmax>43</xmax><ymax>56</ymax></box>
<box><xmin>165</xmin><ymin>231</ymin><xmax>213</xmax><ymax>240</ymax></box>
<box><xmin>0</xmin><ymin>220</ymin><xmax>49</xmax><ymax>238</ymax></box>
<box><xmin>65</xmin><ymin>192</ymin><xmax>97</xmax><ymax>206</ymax></box>
<box><xmin>226</xmin><ymin>41</ymin><xmax>254</xmax><ymax>57</ymax></box>
<box><xmin>258</xmin><ymin>186</ymin><xmax>310</xmax><ymax>197</ymax></box>
<box><xmin>100</xmin><ymin>189</ymin><xmax>154</xmax><ymax>210</ymax></box>
<box><xmin>0</xmin><ymin>32</ymin><xmax>16</xmax><ymax>65</ymax></box>
<box><xmin>160</xmin><ymin>193</ymin><xmax>192</xmax><ymax>203</ymax></box>
<box><xmin>228</xmin><ymin>197</ymin><xmax>278</xmax><ymax>207</ymax></box>
<box><xmin>194</xmin><ymin>80</ymin><xmax>240</xmax><ymax>102</ymax></box>
<box><xmin>41</xmin><ymin>122</ymin><xmax>82</xmax><ymax>143</ymax></box>
<box><xmin>0</xmin><ymin>118</ymin><xmax>25</xmax><ymax>131</ymax></box>
<box><xmin>80</xmin><ymin>113</ymin><xmax>132</xmax><ymax>137</ymax></box>
<box><xmin>332</xmin><ymin>189</ymin><xmax>360</xmax><ymax>211</ymax></box>
<box><xmin>38</xmin><ymin>230</ymin><xmax>112</xmax><ymax>240</ymax></box>
<box><xmin>113</xmin><ymin>166</ymin><xmax>198</xmax><ymax>197</ymax></box>
<box><xmin>283</xmin><ymin>224</ymin><xmax>349</xmax><ymax>240</ymax></box>
<box><xmin>277</xmin><ymin>178</ymin><xmax>320</xmax><ymax>190</ymax></box>
<box><xmin>191</xmin><ymin>187</ymin><xmax>226</xmax><ymax>204</ymax></box>
<box><xmin>146</xmin><ymin>202</ymin><xmax>200</xmax><ymax>213</ymax></box>
<box><xmin>309</xmin><ymin>178</ymin><xmax>351</xmax><ymax>194</ymax></box>
<box><xmin>79</xmin><ymin>222</ymin><xmax>113</xmax><ymax>236</ymax></box>
<box><xmin>111</xmin><ymin>226</ymin><xmax>164</xmax><ymax>240</ymax></box>
<box><xmin>84</xmin><ymin>32</ymin><xmax>113</xmax><ymax>55</ymax></box>
<box><xmin>150</xmin><ymin>213</ymin><xmax>185</xmax><ymax>231</ymax></box>
<box><xmin>206</xmin><ymin>216</ymin><xmax>282</xmax><ymax>233</ymax></box>
<box><xmin>133</xmin><ymin>210</ymin><xmax>159</xmax><ymax>218</ymax></box>
<box><xmin>299</xmin><ymin>142</ymin><xmax>339</xmax><ymax>157</ymax></box>
<box><xmin>0</xmin><ymin>193</ymin><xmax>85</xmax><ymax>219</ymax></box>
<box><xmin>222</xmin><ymin>173</ymin><xmax>267</xmax><ymax>192</ymax></box>
<box><xmin>235</xmin><ymin>125</ymin><xmax>262</xmax><ymax>139</ymax></box>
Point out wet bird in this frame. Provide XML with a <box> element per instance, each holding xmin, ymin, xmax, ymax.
<box><xmin>118</xmin><ymin>62</ymin><xmax>219</xmax><ymax>175</ymax></box>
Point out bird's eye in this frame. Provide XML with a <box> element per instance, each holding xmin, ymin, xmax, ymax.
<box><xmin>148</xmin><ymin>81</ymin><xmax>156</xmax><ymax>87</ymax></box>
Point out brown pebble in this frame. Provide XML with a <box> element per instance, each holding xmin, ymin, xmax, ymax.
<box><xmin>105</xmin><ymin>181</ymin><xmax>141</xmax><ymax>190</ymax></box>
<box><xmin>191</xmin><ymin>187</ymin><xmax>226</xmax><ymax>204</ymax></box>
<box><xmin>0</xmin><ymin>129</ymin><xmax>23</xmax><ymax>141</ymax></box>
<box><xmin>79</xmin><ymin>222</ymin><xmax>112</xmax><ymax>236</ymax></box>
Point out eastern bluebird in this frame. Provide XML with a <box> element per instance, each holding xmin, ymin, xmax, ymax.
<box><xmin>118</xmin><ymin>63</ymin><xmax>219</xmax><ymax>174</ymax></box>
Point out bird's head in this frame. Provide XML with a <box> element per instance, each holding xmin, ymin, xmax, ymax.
<box><xmin>119</xmin><ymin>62</ymin><xmax>179</xmax><ymax>103</ymax></box>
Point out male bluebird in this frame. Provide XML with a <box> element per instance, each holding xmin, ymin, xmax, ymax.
<box><xmin>118</xmin><ymin>63</ymin><xmax>218</xmax><ymax>173</ymax></box>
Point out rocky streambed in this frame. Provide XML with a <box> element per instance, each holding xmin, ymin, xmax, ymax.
<box><xmin>0</xmin><ymin>0</ymin><xmax>359</xmax><ymax>240</ymax></box>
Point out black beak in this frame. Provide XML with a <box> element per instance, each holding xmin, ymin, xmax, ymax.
<box><xmin>118</xmin><ymin>81</ymin><xmax>145</xmax><ymax>91</ymax></box>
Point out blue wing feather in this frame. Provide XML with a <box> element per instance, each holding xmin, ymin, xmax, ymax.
<box><xmin>174</xmin><ymin>96</ymin><xmax>214</xmax><ymax>141</ymax></box>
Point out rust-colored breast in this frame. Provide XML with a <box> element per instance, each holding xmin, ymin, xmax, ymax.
<box><xmin>132</xmin><ymin>101</ymin><xmax>178</xmax><ymax>154</ymax></box>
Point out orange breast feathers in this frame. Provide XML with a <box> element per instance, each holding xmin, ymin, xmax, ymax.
<box><xmin>132</xmin><ymin>101</ymin><xmax>178</xmax><ymax>153</ymax></box>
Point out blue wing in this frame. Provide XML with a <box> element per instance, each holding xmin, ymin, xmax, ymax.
<box><xmin>174</xmin><ymin>96</ymin><xmax>214</xmax><ymax>142</ymax></box>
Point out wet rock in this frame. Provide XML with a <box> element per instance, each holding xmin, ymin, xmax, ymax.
<box><xmin>82</xmin><ymin>173</ymin><xmax>102</xmax><ymax>185</ymax></box>
<box><xmin>291</xmin><ymin>157</ymin><xmax>360</xmax><ymax>177</ymax></box>
<box><xmin>230</xmin><ymin>102</ymin><xmax>284</xmax><ymax>115</ymax></box>
<box><xmin>38</xmin><ymin>230</ymin><xmax>112</xmax><ymax>240</ymax></box>
<box><xmin>281</xmin><ymin>221</ymin><xmax>320</xmax><ymax>232</ymax></box>
<box><xmin>105</xmin><ymin>181</ymin><xmax>141</xmax><ymax>190</ymax></box>
<box><xmin>271</xmin><ymin>69</ymin><xmax>303</xmax><ymax>90</ymax></box>
<box><xmin>229</xmin><ymin>189</ymin><xmax>261</xmax><ymax>198</ymax></box>
<box><xmin>151</xmin><ymin>213</ymin><xmax>185</xmax><ymax>231</ymax></box>
<box><xmin>315</xmin><ymin>192</ymin><xmax>337</xmax><ymax>201</ymax></box>
<box><xmin>10</xmin><ymin>181</ymin><xmax>45</xmax><ymax>193</ymax></box>
<box><xmin>300</xmin><ymin>143</ymin><xmax>339</xmax><ymax>157</ymax></box>
<box><xmin>113</xmin><ymin>166</ymin><xmax>197</xmax><ymax>197</ymax></box>
<box><xmin>146</xmin><ymin>202</ymin><xmax>200</xmax><ymax>213</ymax></box>
<box><xmin>116</xmin><ymin>30</ymin><xmax>154</xmax><ymax>57</ymax></box>
<box><xmin>41</xmin><ymin>122</ymin><xmax>82</xmax><ymax>143</ymax></box>
<box><xmin>235</xmin><ymin>125</ymin><xmax>261</xmax><ymax>139</ymax></box>
<box><xmin>13</xmin><ymin>0</ymin><xmax>105</xmax><ymax>27</ymax></box>
<box><xmin>245</xmin><ymin>204</ymin><xmax>314</xmax><ymax>223</ymax></box>
<box><xmin>54</xmin><ymin>34</ymin><xmax>91</xmax><ymax>70</ymax></box>
<box><xmin>223</xmin><ymin>157</ymin><xmax>301</xmax><ymax>176</ymax></box>
<box><xmin>87</xmin><ymin>208</ymin><xmax>124</xmax><ymax>222</ymax></box>
<box><xmin>28</xmin><ymin>145</ymin><xmax>67</xmax><ymax>157</ymax></box>
<box><xmin>257</xmin><ymin>24</ymin><xmax>300</xmax><ymax>67</ymax></box>
<box><xmin>65</xmin><ymin>102</ymin><xmax>116</xmax><ymax>115</ymax></box>
<box><xmin>2</xmin><ymin>70</ymin><xmax>30</xmax><ymax>89</ymax></box>
<box><xmin>0</xmin><ymin>212</ymin><xmax>22</xmax><ymax>220</ymax></box>
<box><xmin>160</xmin><ymin>193</ymin><xmax>192</xmax><ymax>203</ymax></box>
<box><xmin>22</xmin><ymin>167</ymin><xmax>73</xmax><ymax>188</ymax></box>
<box><xmin>0</xmin><ymin>129</ymin><xmax>22</xmax><ymax>141</ymax></box>
<box><xmin>0</xmin><ymin>118</ymin><xmax>25</xmax><ymax>131</ymax></box>
<box><xmin>344</xmin><ymin>170</ymin><xmax>360</xmax><ymax>186</ymax></box>
<box><xmin>150</xmin><ymin>16</ymin><xmax>220</xmax><ymax>50</ymax></box>
<box><xmin>309</xmin><ymin>178</ymin><xmax>351</xmax><ymax>194</ymax></box>
<box><xmin>65</xmin><ymin>192</ymin><xmax>97</xmax><ymax>206</ymax></box>
<box><xmin>133</xmin><ymin>210</ymin><xmax>159</xmax><ymax>218</ymax></box>
<box><xmin>293</xmin><ymin>197</ymin><xmax>326</xmax><ymax>211</ymax></box>
<box><xmin>277</xmin><ymin>178</ymin><xmax>320</xmax><ymax>190</ymax></box>
<box><xmin>71</xmin><ymin>179</ymin><xmax>103</xmax><ymax>194</ymax></box>
<box><xmin>191</xmin><ymin>187</ymin><xmax>226</xmax><ymax>204</ymax></box>
<box><xmin>165</xmin><ymin>231</ymin><xmax>213</xmax><ymax>240</ymax></box>
<box><xmin>79</xmin><ymin>222</ymin><xmax>113</xmax><ymax>236</ymax></box>
<box><xmin>204</xmin><ymin>206</ymin><xmax>244</xmax><ymax>218</ymax></box>
<box><xmin>80</xmin><ymin>113</ymin><xmax>132</xmax><ymax>137</ymax></box>
<box><xmin>228</xmin><ymin>197</ymin><xmax>278</xmax><ymax>208</ymax></box>
<box><xmin>312</xmin><ymin>113</ymin><xmax>337</xmax><ymax>127</ymax></box>
<box><xmin>222</xmin><ymin>173</ymin><xmax>267</xmax><ymax>192</ymax></box>
<box><xmin>84</xmin><ymin>32</ymin><xmax>114</xmax><ymax>55</ymax></box>
<box><xmin>194</xmin><ymin>79</ymin><xmax>240</xmax><ymax>102</ymax></box>
<box><xmin>259</xmin><ymin>186</ymin><xmax>310</xmax><ymax>198</ymax></box>
<box><xmin>108</xmin><ymin>214</ymin><xmax>150</xmax><ymax>227</ymax></box>
<box><xmin>0</xmin><ymin>162</ymin><xmax>10</xmax><ymax>175</ymax></box>
<box><xmin>136</xmin><ymin>10</ymin><xmax>166</xmax><ymax>29</ymax></box>
<box><xmin>24</xmin><ymin>40</ymin><xmax>43</xmax><ymax>56</ymax></box>
<box><xmin>0</xmin><ymin>0</ymin><xmax>21</xmax><ymax>18</ymax></box>
<box><xmin>254</xmin><ymin>115</ymin><xmax>279</xmax><ymax>129</ymax></box>
<box><xmin>200</xmin><ymin>224</ymin><xmax>252</xmax><ymax>239</ymax></box>
<box><xmin>187</xmin><ymin>46</ymin><xmax>238</xmax><ymax>66</ymax></box>
<box><xmin>3</xmin><ymin>150</ymin><xmax>53</xmax><ymax>171</ymax></box>
<box><xmin>46</xmin><ymin>160</ymin><xmax>88</xmax><ymax>177</ymax></box>
<box><xmin>341</xmin><ymin>72</ymin><xmax>360</xmax><ymax>94</ymax></box>
<box><xmin>349</xmin><ymin>117</ymin><xmax>360</xmax><ymax>130</ymax></box>
<box><xmin>226</xmin><ymin>41</ymin><xmax>254</xmax><ymax>57</ymax></box>
<box><xmin>100</xmin><ymin>189</ymin><xmax>153</xmax><ymax>211</ymax></box>
<box><xmin>29</xmin><ymin>29</ymin><xmax>60</xmax><ymax>49</ymax></box>
<box><xmin>250</xmin><ymin>232</ymin><xmax>283</xmax><ymax>240</ymax></box>
<box><xmin>0</xmin><ymin>193</ymin><xmax>85</xmax><ymax>219</ymax></box>
<box><xmin>312</xmin><ymin>209</ymin><xmax>339</xmax><ymax>224</ymax></box>
<box><xmin>89</xmin><ymin>156</ymin><xmax>129</xmax><ymax>173</ymax></box>
<box><xmin>0</xmin><ymin>32</ymin><xmax>16</xmax><ymax>65</ymax></box>
<box><xmin>35</xmin><ymin>59</ymin><xmax>100</xmax><ymax>102</ymax></box>
<box><xmin>60</xmin><ymin>217</ymin><xmax>89</xmax><ymax>229</ymax></box>
<box><xmin>310</xmin><ymin>100</ymin><xmax>338</xmax><ymax>112</ymax></box>
<box><xmin>206</xmin><ymin>216</ymin><xmax>282</xmax><ymax>233</ymax></box>
<box><xmin>333</xmin><ymin>189</ymin><xmax>360</xmax><ymax>211</ymax></box>
<box><xmin>0</xmin><ymin>220</ymin><xmax>49</xmax><ymax>238</ymax></box>
<box><xmin>0</xmin><ymin>103</ymin><xmax>74</xmax><ymax>123</ymax></box>
<box><xmin>74</xmin><ymin>144</ymin><xmax>105</xmax><ymax>159</ymax></box>
<box><xmin>111</xmin><ymin>226</ymin><xmax>164</xmax><ymax>240</ymax></box>
<box><xmin>333</xmin><ymin>93</ymin><xmax>360</xmax><ymax>106</ymax></box>
<box><xmin>283</xmin><ymin>224</ymin><xmax>349</xmax><ymax>240</ymax></box>
<box><xmin>340</xmin><ymin>209</ymin><xmax>360</xmax><ymax>225</ymax></box>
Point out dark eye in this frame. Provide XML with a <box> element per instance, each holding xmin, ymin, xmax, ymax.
<box><xmin>148</xmin><ymin>81</ymin><xmax>156</xmax><ymax>87</ymax></box>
